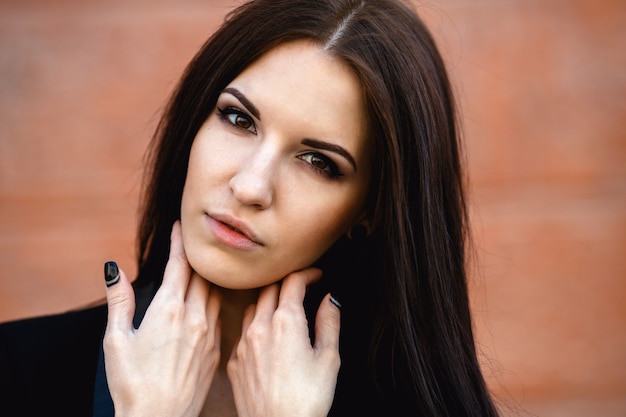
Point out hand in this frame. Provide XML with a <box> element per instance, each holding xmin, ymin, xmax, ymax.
<box><xmin>227</xmin><ymin>268</ymin><xmax>341</xmax><ymax>417</ymax></box>
<box><xmin>103</xmin><ymin>221</ymin><xmax>222</xmax><ymax>417</ymax></box>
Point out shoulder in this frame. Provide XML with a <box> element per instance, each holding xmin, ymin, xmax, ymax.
<box><xmin>0</xmin><ymin>303</ymin><xmax>107</xmax><ymax>362</ymax></box>
<box><xmin>0</xmin><ymin>304</ymin><xmax>108</xmax><ymax>415</ymax></box>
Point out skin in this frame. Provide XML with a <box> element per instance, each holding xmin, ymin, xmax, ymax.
<box><xmin>103</xmin><ymin>40</ymin><xmax>371</xmax><ymax>417</ymax></box>
<box><xmin>104</xmin><ymin>223</ymin><xmax>222</xmax><ymax>417</ymax></box>
<box><xmin>180</xmin><ymin>39</ymin><xmax>372</xmax><ymax>290</ymax></box>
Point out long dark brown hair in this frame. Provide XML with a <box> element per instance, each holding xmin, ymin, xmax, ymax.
<box><xmin>134</xmin><ymin>0</ymin><xmax>500</xmax><ymax>415</ymax></box>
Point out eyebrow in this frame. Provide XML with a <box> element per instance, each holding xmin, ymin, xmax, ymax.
<box><xmin>221</xmin><ymin>87</ymin><xmax>261</xmax><ymax>119</ymax></box>
<box><xmin>301</xmin><ymin>138</ymin><xmax>357</xmax><ymax>172</ymax></box>
<box><xmin>221</xmin><ymin>87</ymin><xmax>357</xmax><ymax>172</ymax></box>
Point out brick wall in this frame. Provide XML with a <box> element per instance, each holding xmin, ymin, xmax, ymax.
<box><xmin>1</xmin><ymin>1</ymin><xmax>624</xmax><ymax>415</ymax></box>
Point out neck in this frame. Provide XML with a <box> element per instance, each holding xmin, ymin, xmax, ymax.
<box><xmin>217</xmin><ymin>286</ymin><xmax>259</xmax><ymax>368</ymax></box>
<box><xmin>200</xmin><ymin>286</ymin><xmax>260</xmax><ymax>417</ymax></box>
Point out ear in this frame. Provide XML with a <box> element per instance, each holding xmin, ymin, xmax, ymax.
<box><xmin>347</xmin><ymin>212</ymin><xmax>371</xmax><ymax>240</ymax></box>
<box><xmin>356</xmin><ymin>212</ymin><xmax>371</xmax><ymax>231</ymax></box>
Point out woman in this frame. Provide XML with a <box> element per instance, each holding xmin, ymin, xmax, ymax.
<box><xmin>0</xmin><ymin>0</ymin><xmax>500</xmax><ymax>416</ymax></box>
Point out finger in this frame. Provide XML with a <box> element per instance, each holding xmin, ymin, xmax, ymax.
<box><xmin>158</xmin><ymin>220</ymin><xmax>192</xmax><ymax>300</ymax></box>
<box><xmin>278</xmin><ymin>268</ymin><xmax>322</xmax><ymax>307</ymax></box>
<box><xmin>103</xmin><ymin>261</ymin><xmax>136</xmax><ymax>333</ymax></box>
<box><xmin>226</xmin><ymin>336</ymin><xmax>242</xmax><ymax>401</ymax></box>
<box><xmin>211</xmin><ymin>316</ymin><xmax>223</xmax><ymax>372</ymax></box>
<box><xmin>205</xmin><ymin>283</ymin><xmax>222</xmax><ymax>326</ymax></box>
<box><xmin>313</xmin><ymin>293</ymin><xmax>342</xmax><ymax>354</ymax></box>
<box><xmin>185</xmin><ymin>272</ymin><xmax>210</xmax><ymax>311</ymax></box>
<box><xmin>240</xmin><ymin>302</ymin><xmax>257</xmax><ymax>334</ymax></box>
<box><xmin>228</xmin><ymin>334</ymin><xmax>241</xmax><ymax>363</ymax></box>
<box><xmin>253</xmin><ymin>283</ymin><xmax>280</xmax><ymax>321</ymax></box>
<box><xmin>230</xmin><ymin>303</ymin><xmax>256</xmax><ymax>363</ymax></box>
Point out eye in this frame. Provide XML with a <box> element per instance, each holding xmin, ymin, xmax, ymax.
<box><xmin>217</xmin><ymin>107</ymin><xmax>257</xmax><ymax>134</ymax></box>
<box><xmin>298</xmin><ymin>152</ymin><xmax>343</xmax><ymax>179</ymax></box>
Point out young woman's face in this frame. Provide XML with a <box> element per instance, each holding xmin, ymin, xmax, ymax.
<box><xmin>180</xmin><ymin>40</ymin><xmax>371</xmax><ymax>289</ymax></box>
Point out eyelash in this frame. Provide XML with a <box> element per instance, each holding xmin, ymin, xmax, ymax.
<box><xmin>216</xmin><ymin>106</ymin><xmax>343</xmax><ymax>180</ymax></box>
<box><xmin>217</xmin><ymin>106</ymin><xmax>257</xmax><ymax>134</ymax></box>
<box><xmin>297</xmin><ymin>152</ymin><xmax>343</xmax><ymax>180</ymax></box>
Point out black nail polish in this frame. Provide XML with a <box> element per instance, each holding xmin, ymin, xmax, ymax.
<box><xmin>104</xmin><ymin>261</ymin><xmax>120</xmax><ymax>287</ymax></box>
<box><xmin>329</xmin><ymin>293</ymin><xmax>342</xmax><ymax>310</ymax></box>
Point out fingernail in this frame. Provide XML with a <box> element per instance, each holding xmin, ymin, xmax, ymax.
<box><xmin>104</xmin><ymin>261</ymin><xmax>120</xmax><ymax>287</ymax></box>
<box><xmin>329</xmin><ymin>293</ymin><xmax>342</xmax><ymax>310</ymax></box>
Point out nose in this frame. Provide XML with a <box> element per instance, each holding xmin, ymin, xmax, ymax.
<box><xmin>229</xmin><ymin>148</ymin><xmax>275</xmax><ymax>209</ymax></box>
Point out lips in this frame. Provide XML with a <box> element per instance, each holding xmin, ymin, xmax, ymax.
<box><xmin>223</xmin><ymin>222</ymin><xmax>244</xmax><ymax>234</ymax></box>
<box><xmin>206</xmin><ymin>213</ymin><xmax>263</xmax><ymax>249</ymax></box>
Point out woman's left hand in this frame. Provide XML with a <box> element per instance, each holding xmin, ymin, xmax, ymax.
<box><xmin>227</xmin><ymin>268</ymin><xmax>341</xmax><ymax>417</ymax></box>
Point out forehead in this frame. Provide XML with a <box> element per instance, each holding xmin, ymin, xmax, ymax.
<box><xmin>226</xmin><ymin>39</ymin><xmax>370</xmax><ymax>161</ymax></box>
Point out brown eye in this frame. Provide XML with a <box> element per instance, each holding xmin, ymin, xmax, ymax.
<box><xmin>297</xmin><ymin>152</ymin><xmax>342</xmax><ymax>179</ymax></box>
<box><xmin>235</xmin><ymin>114</ymin><xmax>252</xmax><ymax>129</ymax></box>
<box><xmin>217</xmin><ymin>107</ymin><xmax>257</xmax><ymax>134</ymax></box>
<box><xmin>310</xmin><ymin>154</ymin><xmax>328</xmax><ymax>170</ymax></box>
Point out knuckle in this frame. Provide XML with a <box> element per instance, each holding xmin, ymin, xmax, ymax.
<box><xmin>226</xmin><ymin>357</ymin><xmax>238</xmax><ymax>380</ymax></box>
<box><xmin>103</xmin><ymin>330</ymin><xmax>125</xmax><ymax>352</ymax></box>
<box><xmin>329</xmin><ymin>350</ymin><xmax>341</xmax><ymax>371</ymax></box>
<box><xmin>244</xmin><ymin>321</ymin><xmax>265</xmax><ymax>342</ymax></box>
<box><xmin>273</xmin><ymin>306</ymin><xmax>306</xmax><ymax>329</ymax></box>
<box><xmin>317</xmin><ymin>346</ymin><xmax>341</xmax><ymax>373</ymax></box>
<box><xmin>107</xmin><ymin>291</ymin><xmax>130</xmax><ymax>309</ymax></box>
<box><xmin>187</xmin><ymin>315</ymin><xmax>209</xmax><ymax>337</ymax></box>
<box><xmin>169</xmin><ymin>252</ymin><xmax>189</xmax><ymax>272</ymax></box>
<box><xmin>161</xmin><ymin>300</ymin><xmax>185</xmax><ymax>322</ymax></box>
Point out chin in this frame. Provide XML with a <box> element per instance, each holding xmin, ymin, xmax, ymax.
<box><xmin>206</xmin><ymin>279</ymin><xmax>263</xmax><ymax>291</ymax></box>
<box><xmin>192</xmin><ymin>265</ymin><xmax>278</xmax><ymax>290</ymax></box>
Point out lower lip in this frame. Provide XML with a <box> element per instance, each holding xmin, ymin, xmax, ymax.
<box><xmin>206</xmin><ymin>215</ymin><xmax>261</xmax><ymax>250</ymax></box>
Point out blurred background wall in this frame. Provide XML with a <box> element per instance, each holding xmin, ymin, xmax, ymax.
<box><xmin>1</xmin><ymin>0</ymin><xmax>624</xmax><ymax>415</ymax></box>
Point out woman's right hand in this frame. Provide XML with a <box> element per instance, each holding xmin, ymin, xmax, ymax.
<box><xmin>103</xmin><ymin>221</ymin><xmax>222</xmax><ymax>417</ymax></box>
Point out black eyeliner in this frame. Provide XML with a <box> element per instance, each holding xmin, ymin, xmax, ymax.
<box><xmin>300</xmin><ymin>138</ymin><xmax>357</xmax><ymax>173</ymax></box>
<box><xmin>298</xmin><ymin>152</ymin><xmax>344</xmax><ymax>180</ymax></box>
<box><xmin>217</xmin><ymin>106</ymin><xmax>256</xmax><ymax>133</ymax></box>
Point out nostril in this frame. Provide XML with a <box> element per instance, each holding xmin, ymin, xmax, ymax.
<box><xmin>229</xmin><ymin>170</ymin><xmax>273</xmax><ymax>209</ymax></box>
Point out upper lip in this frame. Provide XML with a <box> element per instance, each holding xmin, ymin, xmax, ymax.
<box><xmin>209</xmin><ymin>212</ymin><xmax>264</xmax><ymax>245</ymax></box>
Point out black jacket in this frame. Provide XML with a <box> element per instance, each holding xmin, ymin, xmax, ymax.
<box><xmin>0</xmin><ymin>304</ymin><xmax>111</xmax><ymax>417</ymax></box>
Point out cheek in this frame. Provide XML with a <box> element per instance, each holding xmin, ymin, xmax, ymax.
<box><xmin>184</xmin><ymin>131</ymin><xmax>238</xmax><ymax>193</ymax></box>
<box><xmin>283</xmin><ymin>193</ymin><xmax>364</xmax><ymax>256</ymax></box>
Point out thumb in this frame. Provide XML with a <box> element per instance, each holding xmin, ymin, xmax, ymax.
<box><xmin>104</xmin><ymin>261</ymin><xmax>136</xmax><ymax>333</ymax></box>
<box><xmin>313</xmin><ymin>293</ymin><xmax>342</xmax><ymax>354</ymax></box>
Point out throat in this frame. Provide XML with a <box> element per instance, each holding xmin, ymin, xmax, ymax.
<box><xmin>199</xmin><ymin>287</ymin><xmax>258</xmax><ymax>416</ymax></box>
<box><xmin>200</xmin><ymin>370</ymin><xmax>237</xmax><ymax>417</ymax></box>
